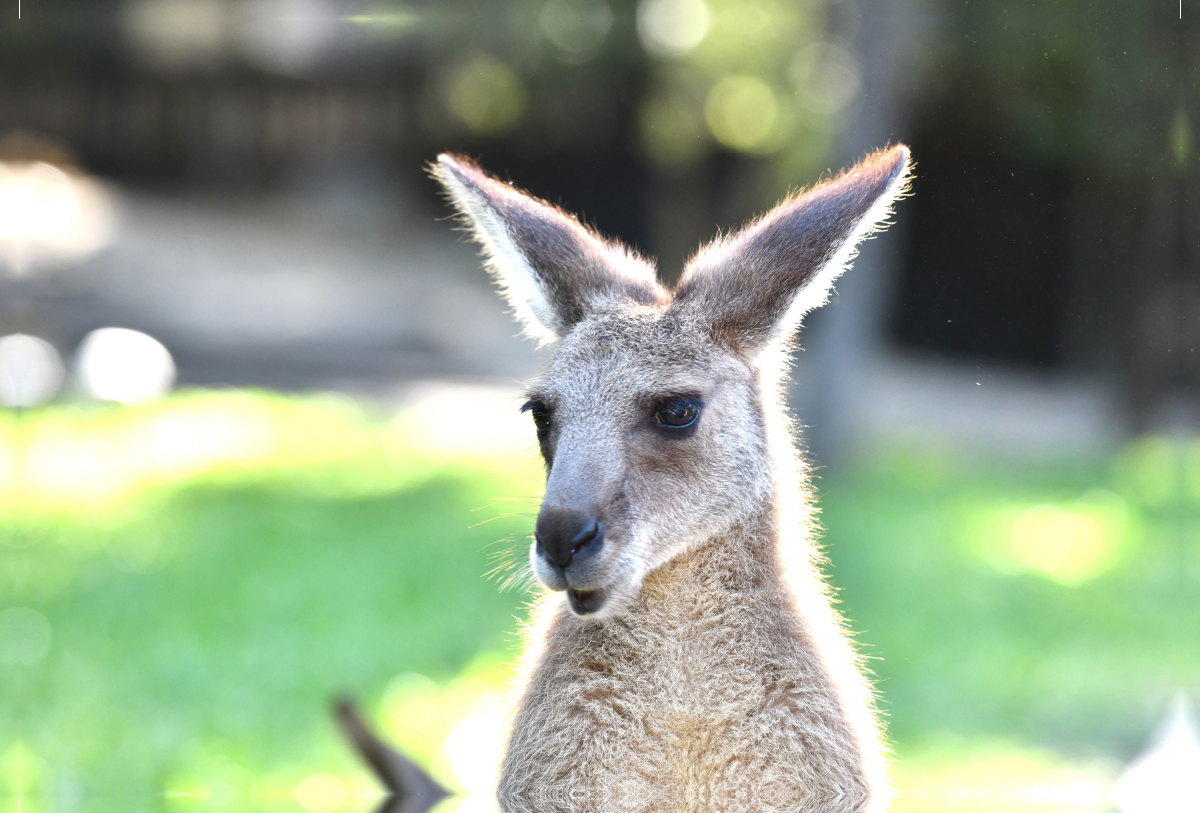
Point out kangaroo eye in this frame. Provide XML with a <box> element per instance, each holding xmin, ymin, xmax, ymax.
<box><xmin>522</xmin><ymin>400</ymin><xmax>552</xmax><ymax>434</ymax></box>
<box><xmin>653</xmin><ymin>398</ymin><xmax>701</xmax><ymax>429</ymax></box>
<box><xmin>531</xmin><ymin>409</ymin><xmax>552</xmax><ymax>433</ymax></box>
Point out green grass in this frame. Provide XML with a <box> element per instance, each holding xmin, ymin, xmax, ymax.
<box><xmin>1</xmin><ymin>392</ymin><xmax>542</xmax><ymax>813</ymax></box>
<box><xmin>821</xmin><ymin>446</ymin><xmax>1200</xmax><ymax>758</ymax></box>
<box><xmin>1</xmin><ymin>392</ymin><xmax>1197</xmax><ymax>813</ymax></box>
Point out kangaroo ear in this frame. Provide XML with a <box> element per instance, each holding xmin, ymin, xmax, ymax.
<box><xmin>432</xmin><ymin>154</ymin><xmax>668</xmax><ymax>344</ymax></box>
<box><xmin>671</xmin><ymin>145</ymin><xmax>912</xmax><ymax>356</ymax></box>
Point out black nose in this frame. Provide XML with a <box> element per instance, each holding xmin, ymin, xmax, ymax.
<box><xmin>535</xmin><ymin>509</ymin><xmax>604</xmax><ymax>569</ymax></box>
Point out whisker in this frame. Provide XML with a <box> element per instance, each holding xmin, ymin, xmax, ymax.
<box><xmin>468</xmin><ymin>513</ymin><xmax>521</xmax><ymax>529</ymax></box>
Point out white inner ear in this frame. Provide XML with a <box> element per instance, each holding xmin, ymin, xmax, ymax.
<box><xmin>771</xmin><ymin>168</ymin><xmax>909</xmax><ymax>347</ymax></box>
<box><xmin>439</xmin><ymin>170</ymin><xmax>563</xmax><ymax>345</ymax></box>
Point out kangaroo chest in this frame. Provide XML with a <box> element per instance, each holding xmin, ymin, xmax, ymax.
<box><xmin>498</xmin><ymin>598</ymin><xmax>861</xmax><ymax>813</ymax></box>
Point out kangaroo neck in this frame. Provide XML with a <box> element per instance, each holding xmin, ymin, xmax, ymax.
<box><xmin>641</xmin><ymin>523</ymin><xmax>773</xmax><ymax>608</ymax></box>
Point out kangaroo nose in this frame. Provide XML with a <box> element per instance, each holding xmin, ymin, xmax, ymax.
<box><xmin>535</xmin><ymin>510</ymin><xmax>604</xmax><ymax>569</ymax></box>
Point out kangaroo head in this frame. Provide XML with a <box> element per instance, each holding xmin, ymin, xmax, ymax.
<box><xmin>433</xmin><ymin>147</ymin><xmax>911</xmax><ymax>619</ymax></box>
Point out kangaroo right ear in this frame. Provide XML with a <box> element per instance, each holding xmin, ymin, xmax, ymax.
<box><xmin>671</xmin><ymin>145</ymin><xmax>911</xmax><ymax>358</ymax></box>
<box><xmin>431</xmin><ymin>154</ymin><xmax>668</xmax><ymax>344</ymax></box>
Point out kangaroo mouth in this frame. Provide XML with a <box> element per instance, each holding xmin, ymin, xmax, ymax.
<box><xmin>567</xmin><ymin>586</ymin><xmax>607</xmax><ymax>615</ymax></box>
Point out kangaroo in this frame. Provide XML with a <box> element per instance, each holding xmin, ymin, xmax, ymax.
<box><xmin>433</xmin><ymin>145</ymin><xmax>912</xmax><ymax>813</ymax></box>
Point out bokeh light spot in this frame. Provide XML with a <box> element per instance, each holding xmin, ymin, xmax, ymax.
<box><xmin>981</xmin><ymin>491</ymin><xmax>1133</xmax><ymax>585</ymax></box>
<box><xmin>387</xmin><ymin>382</ymin><xmax>537</xmax><ymax>460</ymax></box>
<box><xmin>705</xmin><ymin>75</ymin><xmax>779</xmax><ymax>152</ymax></box>
<box><xmin>441</xmin><ymin>694</ymin><xmax>507</xmax><ymax>799</ymax></box>
<box><xmin>123</xmin><ymin>0</ymin><xmax>226</xmax><ymax>70</ymax></box>
<box><xmin>637</xmin><ymin>0</ymin><xmax>709</xmax><ymax>58</ymax></box>
<box><xmin>639</xmin><ymin>91</ymin><xmax>708</xmax><ymax>165</ymax></box>
<box><xmin>0</xmin><ymin>162</ymin><xmax>80</xmax><ymax>240</ymax></box>
<box><xmin>236</xmin><ymin>0</ymin><xmax>339</xmax><ymax>75</ymax></box>
<box><xmin>0</xmin><ymin>158</ymin><xmax>116</xmax><ymax>273</ymax></box>
<box><xmin>0</xmin><ymin>742</ymin><xmax>49</xmax><ymax>797</ymax></box>
<box><xmin>539</xmin><ymin>0</ymin><xmax>613</xmax><ymax>61</ymax></box>
<box><xmin>1009</xmin><ymin>505</ymin><xmax>1103</xmax><ymax>584</ymax></box>
<box><xmin>790</xmin><ymin>40</ymin><xmax>862</xmax><ymax>116</ymax></box>
<box><xmin>77</xmin><ymin>327</ymin><xmax>176</xmax><ymax>405</ymax></box>
<box><xmin>249</xmin><ymin>770</ymin><xmax>304</xmax><ymax>811</ymax></box>
<box><xmin>0</xmin><ymin>334</ymin><xmax>64</xmax><ymax>408</ymax></box>
<box><xmin>294</xmin><ymin>772</ymin><xmax>348</xmax><ymax>813</ymax></box>
<box><xmin>446</xmin><ymin>56</ymin><xmax>527</xmax><ymax>135</ymax></box>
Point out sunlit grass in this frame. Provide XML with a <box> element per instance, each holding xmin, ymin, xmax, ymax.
<box><xmin>0</xmin><ymin>388</ymin><xmax>539</xmax><ymax>522</ymax></box>
<box><xmin>823</xmin><ymin>441</ymin><xmax>1200</xmax><ymax>755</ymax></box>
<box><xmin>381</xmin><ymin>656</ymin><xmax>512</xmax><ymax>797</ymax></box>
<box><xmin>891</xmin><ymin>740</ymin><xmax>1118</xmax><ymax>813</ymax></box>
<box><xmin>1</xmin><ymin>391</ymin><xmax>1198</xmax><ymax>812</ymax></box>
<box><xmin>0</xmin><ymin>387</ymin><xmax>542</xmax><ymax>813</ymax></box>
<box><xmin>978</xmin><ymin>491</ymin><xmax>1136</xmax><ymax>585</ymax></box>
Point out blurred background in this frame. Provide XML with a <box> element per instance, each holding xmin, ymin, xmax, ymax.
<box><xmin>1</xmin><ymin>1</ymin><xmax>1198</xmax><ymax>812</ymax></box>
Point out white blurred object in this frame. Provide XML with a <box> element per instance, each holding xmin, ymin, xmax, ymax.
<box><xmin>0</xmin><ymin>161</ymin><xmax>117</xmax><ymax>274</ymax></box>
<box><xmin>1110</xmin><ymin>694</ymin><xmax>1200</xmax><ymax>813</ymax></box>
<box><xmin>637</xmin><ymin>0</ymin><xmax>709</xmax><ymax>58</ymax></box>
<box><xmin>77</xmin><ymin>328</ymin><xmax>177</xmax><ymax>404</ymax></box>
<box><xmin>540</xmin><ymin>0</ymin><xmax>613</xmax><ymax>61</ymax></box>
<box><xmin>441</xmin><ymin>690</ymin><xmax>507</xmax><ymax>812</ymax></box>
<box><xmin>236</xmin><ymin>0</ymin><xmax>338</xmax><ymax>75</ymax></box>
<box><xmin>122</xmin><ymin>0</ymin><xmax>227</xmax><ymax>70</ymax></box>
<box><xmin>0</xmin><ymin>334</ymin><xmax>65</xmax><ymax>408</ymax></box>
<box><xmin>790</xmin><ymin>40</ymin><xmax>862</xmax><ymax>116</ymax></box>
<box><xmin>389</xmin><ymin>380</ymin><xmax>537</xmax><ymax>460</ymax></box>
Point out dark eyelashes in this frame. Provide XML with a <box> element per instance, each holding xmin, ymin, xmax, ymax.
<box><xmin>521</xmin><ymin>396</ymin><xmax>703</xmax><ymax>434</ymax></box>
<box><xmin>522</xmin><ymin>399</ymin><xmax>552</xmax><ymax>434</ymax></box>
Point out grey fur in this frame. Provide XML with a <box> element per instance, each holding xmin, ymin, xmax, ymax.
<box><xmin>432</xmin><ymin>146</ymin><xmax>913</xmax><ymax>813</ymax></box>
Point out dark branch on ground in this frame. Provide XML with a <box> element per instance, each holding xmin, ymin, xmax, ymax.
<box><xmin>335</xmin><ymin>697</ymin><xmax>451</xmax><ymax>813</ymax></box>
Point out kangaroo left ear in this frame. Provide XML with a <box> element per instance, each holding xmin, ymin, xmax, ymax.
<box><xmin>670</xmin><ymin>145</ymin><xmax>912</xmax><ymax>356</ymax></box>
<box><xmin>432</xmin><ymin>154</ymin><xmax>668</xmax><ymax>345</ymax></box>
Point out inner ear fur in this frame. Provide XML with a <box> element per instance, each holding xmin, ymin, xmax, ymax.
<box><xmin>432</xmin><ymin>154</ymin><xmax>668</xmax><ymax>343</ymax></box>
<box><xmin>671</xmin><ymin>145</ymin><xmax>912</xmax><ymax>355</ymax></box>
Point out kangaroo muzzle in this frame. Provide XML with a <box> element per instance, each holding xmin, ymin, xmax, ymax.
<box><xmin>533</xmin><ymin>506</ymin><xmax>613</xmax><ymax>615</ymax></box>
<box><xmin>535</xmin><ymin>508</ymin><xmax>605</xmax><ymax>570</ymax></box>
